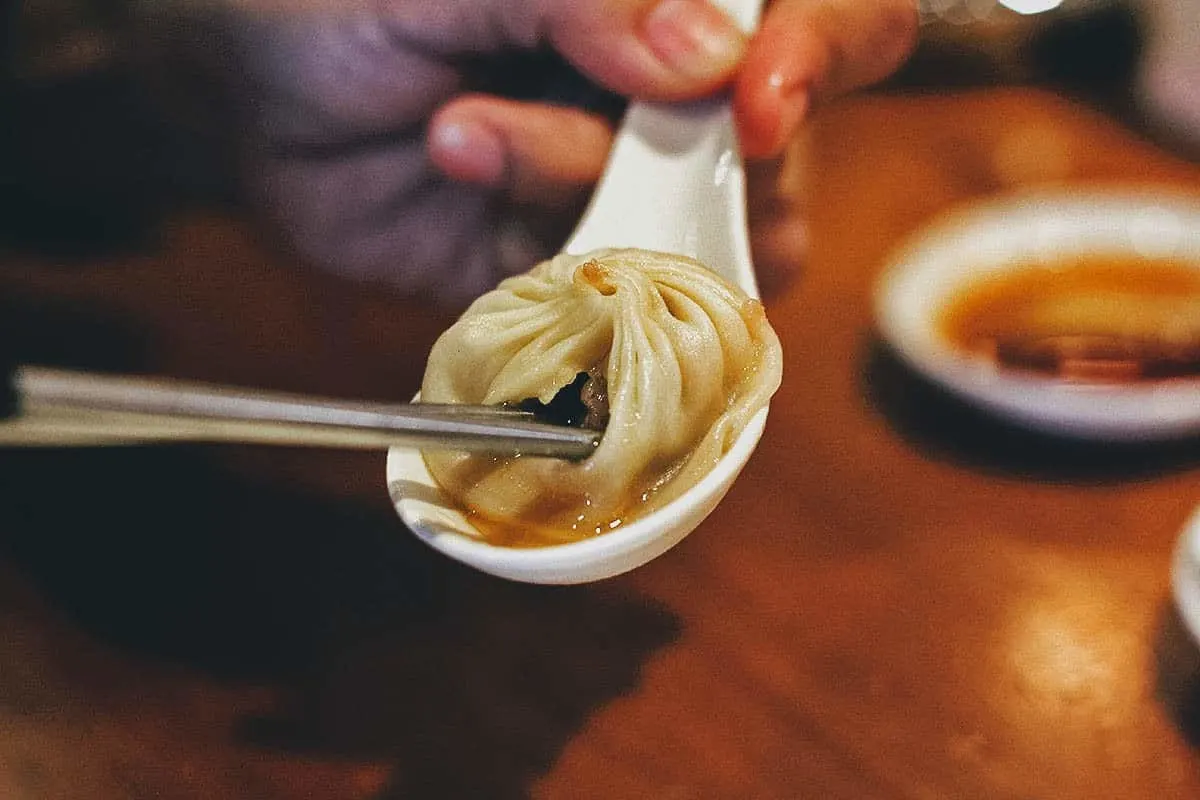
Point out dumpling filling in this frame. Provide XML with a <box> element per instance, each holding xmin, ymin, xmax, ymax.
<box><xmin>511</xmin><ymin>366</ymin><xmax>610</xmax><ymax>432</ymax></box>
<box><xmin>420</xmin><ymin>248</ymin><xmax>784</xmax><ymax>547</ymax></box>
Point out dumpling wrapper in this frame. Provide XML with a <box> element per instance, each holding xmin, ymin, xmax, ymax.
<box><xmin>420</xmin><ymin>247</ymin><xmax>784</xmax><ymax>546</ymax></box>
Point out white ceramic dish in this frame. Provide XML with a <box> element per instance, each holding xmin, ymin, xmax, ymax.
<box><xmin>874</xmin><ymin>190</ymin><xmax>1200</xmax><ymax>442</ymax></box>
<box><xmin>1172</xmin><ymin>504</ymin><xmax>1200</xmax><ymax>647</ymax></box>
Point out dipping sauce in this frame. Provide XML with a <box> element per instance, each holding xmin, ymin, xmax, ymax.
<box><xmin>460</xmin><ymin>449</ymin><xmax>689</xmax><ymax>549</ymax></box>
<box><xmin>938</xmin><ymin>255</ymin><xmax>1200</xmax><ymax>383</ymax></box>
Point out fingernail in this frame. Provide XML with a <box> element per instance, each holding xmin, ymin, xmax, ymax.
<box><xmin>429</xmin><ymin>117</ymin><xmax>506</xmax><ymax>185</ymax></box>
<box><xmin>774</xmin><ymin>86</ymin><xmax>810</xmax><ymax>149</ymax></box>
<box><xmin>642</xmin><ymin>0</ymin><xmax>746</xmax><ymax>81</ymax></box>
<box><xmin>743</xmin><ymin>74</ymin><xmax>810</xmax><ymax>159</ymax></box>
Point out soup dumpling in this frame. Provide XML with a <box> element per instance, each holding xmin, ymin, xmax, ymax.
<box><xmin>420</xmin><ymin>247</ymin><xmax>783</xmax><ymax>546</ymax></box>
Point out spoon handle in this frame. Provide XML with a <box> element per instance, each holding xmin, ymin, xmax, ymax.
<box><xmin>565</xmin><ymin>0</ymin><xmax>765</xmax><ymax>297</ymax></box>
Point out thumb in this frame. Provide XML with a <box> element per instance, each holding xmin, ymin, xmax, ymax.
<box><xmin>380</xmin><ymin>0</ymin><xmax>749</xmax><ymax>100</ymax></box>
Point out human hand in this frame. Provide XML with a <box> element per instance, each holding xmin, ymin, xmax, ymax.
<box><xmin>216</xmin><ymin>0</ymin><xmax>917</xmax><ymax>304</ymax></box>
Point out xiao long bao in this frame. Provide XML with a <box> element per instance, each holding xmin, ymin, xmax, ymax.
<box><xmin>420</xmin><ymin>248</ymin><xmax>784</xmax><ymax>547</ymax></box>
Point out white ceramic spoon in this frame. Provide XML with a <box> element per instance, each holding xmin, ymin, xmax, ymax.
<box><xmin>387</xmin><ymin>0</ymin><xmax>770</xmax><ymax>584</ymax></box>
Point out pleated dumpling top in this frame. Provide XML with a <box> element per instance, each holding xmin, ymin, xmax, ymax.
<box><xmin>421</xmin><ymin>248</ymin><xmax>783</xmax><ymax>547</ymax></box>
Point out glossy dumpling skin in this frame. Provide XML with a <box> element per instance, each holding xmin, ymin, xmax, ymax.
<box><xmin>420</xmin><ymin>247</ymin><xmax>784</xmax><ymax>546</ymax></box>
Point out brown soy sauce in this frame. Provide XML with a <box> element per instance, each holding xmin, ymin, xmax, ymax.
<box><xmin>937</xmin><ymin>255</ymin><xmax>1200</xmax><ymax>383</ymax></box>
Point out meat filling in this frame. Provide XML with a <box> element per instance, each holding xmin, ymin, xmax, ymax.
<box><xmin>513</xmin><ymin>366</ymin><xmax>610</xmax><ymax>431</ymax></box>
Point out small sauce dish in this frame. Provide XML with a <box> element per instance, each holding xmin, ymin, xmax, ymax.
<box><xmin>874</xmin><ymin>190</ymin><xmax>1200</xmax><ymax>441</ymax></box>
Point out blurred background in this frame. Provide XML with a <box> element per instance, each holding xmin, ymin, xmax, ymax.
<box><xmin>0</xmin><ymin>0</ymin><xmax>1195</xmax><ymax>260</ymax></box>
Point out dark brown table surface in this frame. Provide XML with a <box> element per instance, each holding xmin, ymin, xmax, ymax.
<box><xmin>2</xmin><ymin>86</ymin><xmax>1200</xmax><ymax>799</ymax></box>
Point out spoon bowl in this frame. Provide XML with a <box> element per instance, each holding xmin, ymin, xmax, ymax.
<box><xmin>387</xmin><ymin>0</ymin><xmax>771</xmax><ymax>584</ymax></box>
<box><xmin>387</xmin><ymin>408</ymin><xmax>766</xmax><ymax>584</ymax></box>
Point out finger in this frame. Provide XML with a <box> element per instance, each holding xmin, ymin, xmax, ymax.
<box><xmin>257</xmin><ymin>144</ymin><xmax>506</xmax><ymax>303</ymax></box>
<box><xmin>734</xmin><ymin>0</ymin><xmax>918</xmax><ymax>159</ymax></box>
<box><xmin>746</xmin><ymin>139</ymin><xmax>809</xmax><ymax>295</ymax></box>
<box><xmin>381</xmin><ymin>0</ymin><xmax>749</xmax><ymax>101</ymax></box>
<box><xmin>427</xmin><ymin>95</ymin><xmax>615</xmax><ymax>207</ymax></box>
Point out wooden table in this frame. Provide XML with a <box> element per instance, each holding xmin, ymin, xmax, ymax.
<box><xmin>1</xmin><ymin>87</ymin><xmax>1199</xmax><ymax>799</ymax></box>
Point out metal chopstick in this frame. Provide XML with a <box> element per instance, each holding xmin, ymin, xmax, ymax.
<box><xmin>1</xmin><ymin>366</ymin><xmax>600</xmax><ymax>459</ymax></box>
